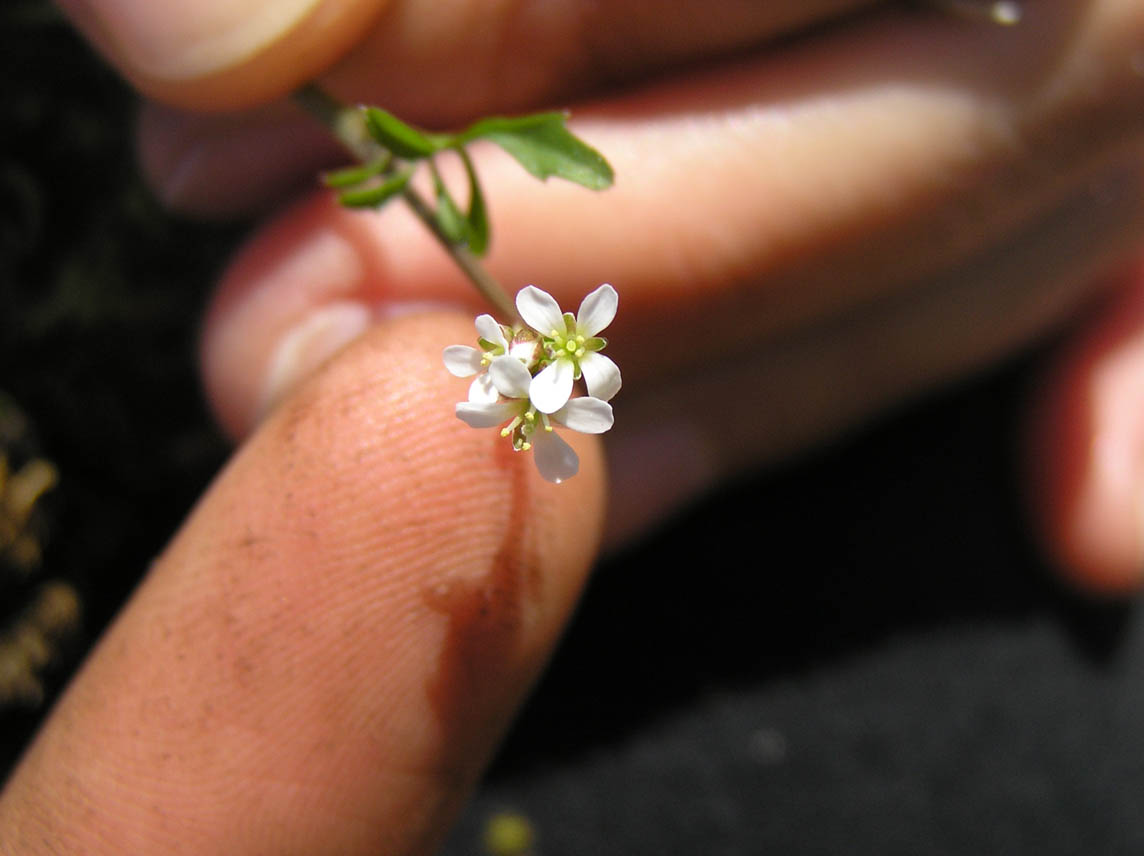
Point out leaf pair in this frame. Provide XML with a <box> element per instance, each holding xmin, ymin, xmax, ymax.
<box><xmin>323</xmin><ymin>156</ymin><xmax>414</xmax><ymax>210</ymax></box>
<box><xmin>364</xmin><ymin>108</ymin><xmax>614</xmax><ymax>191</ymax></box>
<box><xmin>325</xmin><ymin>107</ymin><xmax>614</xmax><ymax>257</ymax></box>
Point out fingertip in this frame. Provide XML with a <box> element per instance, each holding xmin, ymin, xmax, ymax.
<box><xmin>1</xmin><ymin>314</ymin><xmax>607</xmax><ymax>854</ymax></box>
<box><xmin>1025</xmin><ymin>264</ymin><xmax>1144</xmax><ymax>596</ymax></box>
<box><xmin>135</xmin><ymin>101</ymin><xmax>339</xmax><ymax>218</ymax></box>
<box><xmin>60</xmin><ymin>0</ymin><xmax>387</xmax><ymax>111</ymax></box>
<box><xmin>199</xmin><ymin>192</ymin><xmax>465</xmax><ymax>440</ymax></box>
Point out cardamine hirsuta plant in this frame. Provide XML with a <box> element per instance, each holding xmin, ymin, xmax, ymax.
<box><xmin>291</xmin><ymin>0</ymin><xmax>1018</xmax><ymax>484</ymax></box>
<box><xmin>445</xmin><ymin>284</ymin><xmax>620</xmax><ymax>483</ymax></box>
<box><xmin>294</xmin><ymin>86</ymin><xmax>619</xmax><ymax>483</ymax></box>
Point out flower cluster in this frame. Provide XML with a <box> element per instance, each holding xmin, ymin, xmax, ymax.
<box><xmin>444</xmin><ymin>284</ymin><xmax>621</xmax><ymax>483</ymax></box>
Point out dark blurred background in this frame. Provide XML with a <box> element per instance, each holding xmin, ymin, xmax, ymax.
<box><xmin>3</xmin><ymin>3</ymin><xmax>1143</xmax><ymax>854</ymax></box>
<box><xmin>0</xmin><ymin>0</ymin><xmax>232</xmax><ymax>766</ymax></box>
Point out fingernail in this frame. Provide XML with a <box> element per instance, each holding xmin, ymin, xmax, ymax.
<box><xmin>57</xmin><ymin>0</ymin><xmax>322</xmax><ymax>81</ymax></box>
<box><xmin>137</xmin><ymin>103</ymin><xmax>334</xmax><ymax>218</ymax></box>
<box><xmin>259</xmin><ymin>301</ymin><xmax>373</xmax><ymax>419</ymax></box>
<box><xmin>257</xmin><ymin>300</ymin><xmax>457</xmax><ymax>421</ymax></box>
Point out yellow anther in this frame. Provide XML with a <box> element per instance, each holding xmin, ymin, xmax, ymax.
<box><xmin>575</xmin><ymin>348</ymin><xmax>586</xmax><ymax>358</ymax></box>
<box><xmin>576</xmin><ymin>335</ymin><xmax>585</xmax><ymax>344</ymax></box>
<box><xmin>521</xmin><ymin>442</ymin><xmax>531</xmax><ymax>451</ymax></box>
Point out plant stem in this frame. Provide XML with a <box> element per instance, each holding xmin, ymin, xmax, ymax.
<box><xmin>292</xmin><ymin>84</ymin><xmax>521</xmax><ymax>323</ymax></box>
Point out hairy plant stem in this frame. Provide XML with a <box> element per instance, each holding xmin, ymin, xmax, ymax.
<box><xmin>292</xmin><ymin>83</ymin><xmax>521</xmax><ymax>323</ymax></box>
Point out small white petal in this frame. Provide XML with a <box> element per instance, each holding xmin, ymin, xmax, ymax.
<box><xmin>489</xmin><ymin>355</ymin><xmax>533</xmax><ymax>399</ymax></box>
<box><xmin>443</xmin><ymin>345</ymin><xmax>483</xmax><ymax>377</ymax></box>
<box><xmin>532</xmin><ymin>430</ymin><xmax>579</xmax><ymax>483</ymax></box>
<box><xmin>576</xmin><ymin>283</ymin><xmax>618</xmax><ymax>337</ymax></box>
<box><xmin>456</xmin><ymin>401</ymin><xmax>519</xmax><ymax>429</ymax></box>
<box><xmin>516</xmin><ymin>285</ymin><xmax>567</xmax><ymax>336</ymax></box>
<box><xmin>474</xmin><ymin>314</ymin><xmax>508</xmax><ymax>351</ymax></box>
<box><xmin>579</xmin><ymin>352</ymin><xmax>622</xmax><ymax>402</ymax></box>
<box><xmin>529</xmin><ymin>358</ymin><xmax>574</xmax><ymax>414</ymax></box>
<box><xmin>467</xmin><ymin>373</ymin><xmax>499</xmax><ymax>404</ymax></box>
<box><xmin>554</xmin><ymin>397</ymin><xmax>613</xmax><ymax>434</ymax></box>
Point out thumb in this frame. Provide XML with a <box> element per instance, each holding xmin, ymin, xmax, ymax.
<box><xmin>56</xmin><ymin>0</ymin><xmax>387</xmax><ymax>110</ymax></box>
<box><xmin>0</xmin><ymin>314</ymin><xmax>606</xmax><ymax>854</ymax></box>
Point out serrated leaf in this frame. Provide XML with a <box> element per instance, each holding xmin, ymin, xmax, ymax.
<box><xmin>457</xmin><ymin>112</ymin><xmax>613</xmax><ymax>190</ymax></box>
<box><xmin>362</xmin><ymin>107</ymin><xmax>450</xmax><ymax>159</ymax></box>
<box><xmin>321</xmin><ymin>156</ymin><xmax>392</xmax><ymax>189</ymax></box>
<box><xmin>338</xmin><ymin>168</ymin><xmax>413</xmax><ymax>208</ymax></box>
<box><xmin>458</xmin><ymin>148</ymin><xmax>489</xmax><ymax>256</ymax></box>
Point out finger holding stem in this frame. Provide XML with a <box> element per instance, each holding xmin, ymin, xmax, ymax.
<box><xmin>292</xmin><ymin>83</ymin><xmax>522</xmax><ymax>323</ymax></box>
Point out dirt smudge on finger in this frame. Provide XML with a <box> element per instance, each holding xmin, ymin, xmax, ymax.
<box><xmin>421</xmin><ymin>438</ymin><xmax>543</xmax><ymax>770</ymax></box>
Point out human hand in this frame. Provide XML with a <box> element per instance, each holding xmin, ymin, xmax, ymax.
<box><xmin>64</xmin><ymin>0</ymin><xmax>1144</xmax><ymax>587</ymax></box>
<box><xmin>4</xmin><ymin>0</ymin><xmax>1144</xmax><ymax>851</ymax></box>
<box><xmin>0</xmin><ymin>312</ymin><xmax>608</xmax><ymax>853</ymax></box>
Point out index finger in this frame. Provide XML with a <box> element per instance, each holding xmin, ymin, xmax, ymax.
<box><xmin>59</xmin><ymin>0</ymin><xmax>876</xmax><ymax>112</ymax></box>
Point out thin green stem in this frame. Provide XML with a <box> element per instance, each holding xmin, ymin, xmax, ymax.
<box><xmin>292</xmin><ymin>84</ymin><xmax>521</xmax><ymax>323</ymax></box>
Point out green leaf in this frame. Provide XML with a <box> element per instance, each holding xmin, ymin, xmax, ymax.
<box><xmin>362</xmin><ymin>107</ymin><xmax>450</xmax><ymax>159</ymax></box>
<box><xmin>337</xmin><ymin>168</ymin><xmax>413</xmax><ymax>208</ymax></box>
<box><xmin>458</xmin><ymin>148</ymin><xmax>489</xmax><ymax>256</ymax></box>
<box><xmin>430</xmin><ymin>161</ymin><xmax>468</xmax><ymax>244</ymax></box>
<box><xmin>321</xmin><ymin>156</ymin><xmax>392</xmax><ymax>189</ymax></box>
<box><xmin>435</xmin><ymin>186</ymin><xmax>468</xmax><ymax>244</ymax></box>
<box><xmin>457</xmin><ymin>112</ymin><xmax>614</xmax><ymax>190</ymax></box>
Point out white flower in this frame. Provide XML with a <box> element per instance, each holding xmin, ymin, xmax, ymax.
<box><xmin>456</xmin><ymin>356</ymin><xmax>613</xmax><ymax>483</ymax></box>
<box><xmin>516</xmin><ymin>283</ymin><xmax>622</xmax><ymax>414</ymax></box>
<box><xmin>442</xmin><ymin>313</ymin><xmax>511</xmax><ymax>404</ymax></box>
<box><xmin>445</xmin><ymin>284</ymin><xmax>622</xmax><ymax>483</ymax></box>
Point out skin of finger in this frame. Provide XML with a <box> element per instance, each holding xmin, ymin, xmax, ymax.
<box><xmin>198</xmin><ymin>0</ymin><xmax>1144</xmax><ymax>440</ymax></box>
<box><xmin>192</xmin><ymin>151</ymin><xmax>1144</xmax><ymax>567</ymax></box>
<box><xmin>604</xmin><ymin>164</ymin><xmax>1144</xmax><ymax>549</ymax></box>
<box><xmin>133</xmin><ymin>0</ymin><xmax>876</xmax><ymax>216</ymax></box>
<box><xmin>137</xmin><ymin>100</ymin><xmax>339</xmax><ymax>218</ymax></box>
<box><xmin>110</xmin><ymin>0</ymin><xmax>873</xmax><ymax>117</ymax></box>
<box><xmin>317</xmin><ymin>0</ymin><xmax>876</xmax><ymax>127</ymax></box>
<box><xmin>1024</xmin><ymin>265</ymin><xmax>1144</xmax><ymax>595</ymax></box>
<box><xmin>59</xmin><ymin>0</ymin><xmax>389</xmax><ymax>112</ymax></box>
<box><xmin>0</xmin><ymin>315</ymin><xmax>606</xmax><ymax>855</ymax></box>
<box><xmin>141</xmin><ymin>0</ymin><xmax>1142</xmax><ymax>222</ymax></box>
